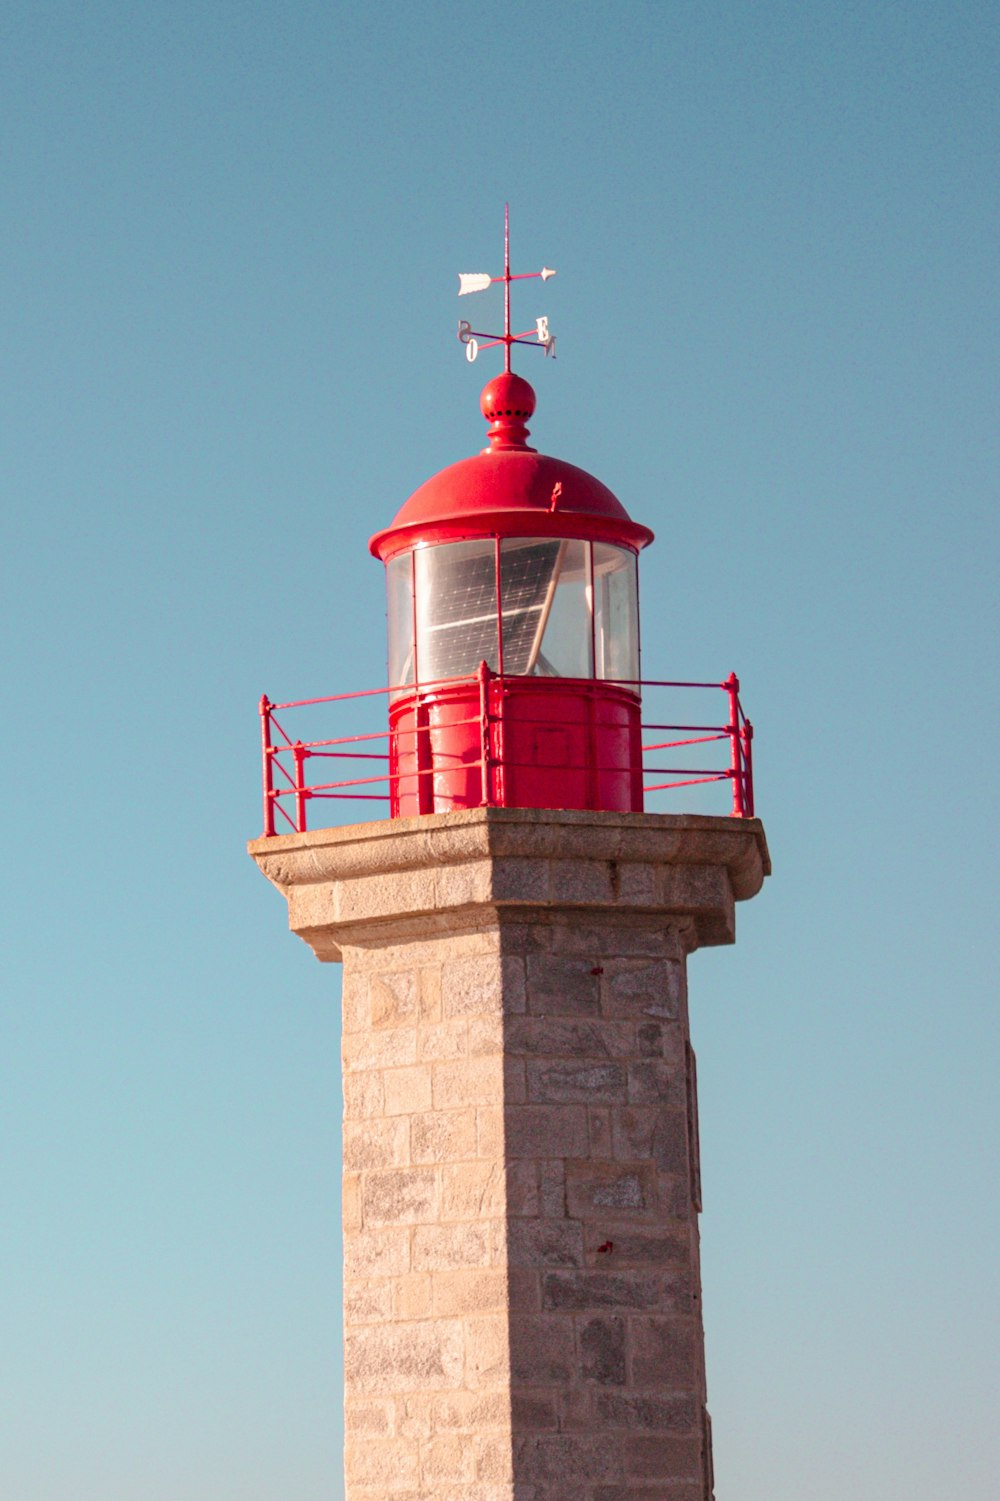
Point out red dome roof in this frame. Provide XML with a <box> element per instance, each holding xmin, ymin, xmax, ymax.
<box><xmin>369</xmin><ymin>373</ymin><xmax>654</xmax><ymax>561</ymax></box>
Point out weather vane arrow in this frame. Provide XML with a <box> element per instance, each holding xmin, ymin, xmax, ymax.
<box><xmin>458</xmin><ymin>268</ymin><xmax>556</xmax><ymax>296</ymax></box>
<box><xmin>456</xmin><ymin>204</ymin><xmax>557</xmax><ymax>369</ymax></box>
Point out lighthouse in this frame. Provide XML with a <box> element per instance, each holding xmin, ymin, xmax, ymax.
<box><xmin>250</xmin><ymin>216</ymin><xmax>769</xmax><ymax>1500</ymax></box>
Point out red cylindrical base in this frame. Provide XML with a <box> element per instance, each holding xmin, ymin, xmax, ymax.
<box><xmin>389</xmin><ymin>678</ymin><xmax>643</xmax><ymax>817</ymax></box>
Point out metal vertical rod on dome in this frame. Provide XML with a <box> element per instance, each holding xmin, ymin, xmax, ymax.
<box><xmin>504</xmin><ymin>202</ymin><xmax>511</xmax><ymax>373</ymax></box>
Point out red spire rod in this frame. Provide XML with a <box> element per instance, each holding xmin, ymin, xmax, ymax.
<box><xmin>457</xmin><ymin>207</ymin><xmax>557</xmax><ymax>369</ymax></box>
<box><xmin>504</xmin><ymin>202</ymin><xmax>511</xmax><ymax>373</ymax></box>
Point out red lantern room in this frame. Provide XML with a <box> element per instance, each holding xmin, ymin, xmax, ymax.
<box><xmin>370</xmin><ymin>366</ymin><xmax>653</xmax><ymax>817</ymax></box>
<box><xmin>256</xmin><ymin>210</ymin><xmax>755</xmax><ymax>838</ymax></box>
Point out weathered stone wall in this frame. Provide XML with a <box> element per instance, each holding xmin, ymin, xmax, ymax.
<box><xmin>339</xmin><ymin>913</ymin><xmax>709</xmax><ymax>1500</ymax></box>
<box><xmin>341</xmin><ymin>928</ymin><xmax>515</xmax><ymax>1498</ymax></box>
<box><xmin>250</xmin><ymin>809</ymin><xmax>769</xmax><ymax>1501</ymax></box>
<box><xmin>497</xmin><ymin>913</ymin><xmax>708</xmax><ymax>1501</ymax></box>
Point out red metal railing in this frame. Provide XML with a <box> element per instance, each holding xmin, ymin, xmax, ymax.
<box><xmin>257</xmin><ymin>668</ymin><xmax>754</xmax><ymax>837</ymax></box>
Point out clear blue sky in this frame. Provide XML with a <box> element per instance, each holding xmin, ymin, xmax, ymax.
<box><xmin>3</xmin><ymin>3</ymin><xmax>997</xmax><ymax>1498</ymax></box>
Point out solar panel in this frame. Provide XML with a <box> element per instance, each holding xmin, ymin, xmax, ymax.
<box><xmin>499</xmin><ymin>541</ymin><xmax>563</xmax><ymax>673</ymax></box>
<box><xmin>418</xmin><ymin>545</ymin><xmax>499</xmax><ymax>680</ymax></box>
<box><xmin>416</xmin><ymin>540</ymin><xmax>563</xmax><ymax>681</ymax></box>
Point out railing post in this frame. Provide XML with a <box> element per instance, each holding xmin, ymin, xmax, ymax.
<box><xmin>293</xmin><ymin>741</ymin><xmax>309</xmax><ymax>833</ymax></box>
<box><xmin>725</xmin><ymin>672</ymin><xmax>745</xmax><ymax>817</ymax></box>
<box><xmin>478</xmin><ymin>660</ymin><xmax>493</xmax><ymax>807</ymax></box>
<box><xmin>742</xmin><ymin>719</ymin><xmax>755</xmax><ymax>818</ymax></box>
<box><xmin>260</xmin><ymin>695</ymin><xmax>275</xmax><ymax>837</ymax></box>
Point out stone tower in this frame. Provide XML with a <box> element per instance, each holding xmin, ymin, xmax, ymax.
<box><xmin>250</xmin><ymin>809</ymin><xmax>767</xmax><ymax>1498</ymax></box>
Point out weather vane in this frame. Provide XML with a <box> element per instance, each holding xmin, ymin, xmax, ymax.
<box><xmin>457</xmin><ymin>204</ymin><xmax>557</xmax><ymax>370</ymax></box>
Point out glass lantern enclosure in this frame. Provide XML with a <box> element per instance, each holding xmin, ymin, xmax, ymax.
<box><xmin>387</xmin><ymin>537</ymin><xmax>639</xmax><ymax>689</ymax></box>
<box><xmin>386</xmin><ymin>536</ymin><xmax>643</xmax><ymax>817</ymax></box>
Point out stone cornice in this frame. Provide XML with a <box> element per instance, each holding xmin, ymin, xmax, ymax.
<box><xmin>248</xmin><ymin>808</ymin><xmax>769</xmax><ymax>962</ymax></box>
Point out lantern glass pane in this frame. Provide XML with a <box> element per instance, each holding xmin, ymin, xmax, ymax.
<box><xmin>593</xmin><ymin>543</ymin><xmax>639</xmax><ymax>684</ymax></box>
<box><xmin>414</xmin><ymin>539</ymin><xmax>499</xmax><ymax>682</ymax></box>
<box><xmin>386</xmin><ymin>553</ymin><xmax>415</xmax><ymax>696</ymax></box>
<box><xmin>499</xmin><ymin>538</ymin><xmax>593</xmax><ymax>677</ymax></box>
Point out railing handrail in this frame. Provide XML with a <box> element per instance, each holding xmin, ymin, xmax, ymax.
<box><xmin>269</xmin><ymin>672</ymin><xmax>741</xmax><ymax>714</ymax></box>
<box><xmin>259</xmin><ymin>668</ymin><xmax>755</xmax><ymax>836</ymax></box>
